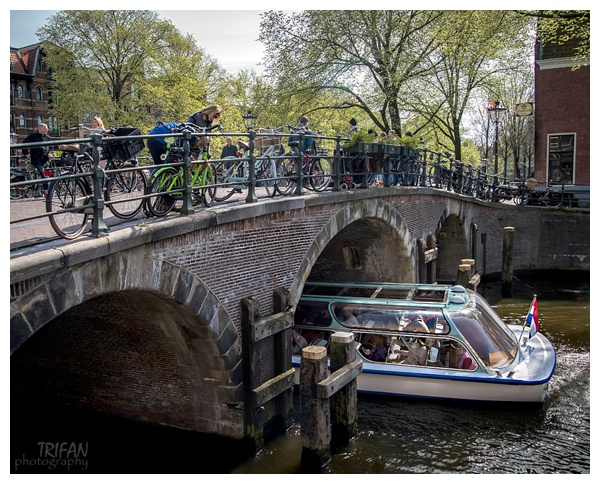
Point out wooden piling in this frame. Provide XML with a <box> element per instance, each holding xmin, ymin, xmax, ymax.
<box><xmin>427</xmin><ymin>235</ymin><xmax>437</xmax><ymax>284</ymax></box>
<box><xmin>300</xmin><ymin>346</ymin><xmax>331</xmax><ymax>469</ymax></box>
<box><xmin>456</xmin><ymin>263</ymin><xmax>472</xmax><ymax>287</ymax></box>
<box><xmin>329</xmin><ymin>332</ymin><xmax>358</xmax><ymax>447</ymax></box>
<box><xmin>502</xmin><ymin>227</ymin><xmax>514</xmax><ymax>297</ymax></box>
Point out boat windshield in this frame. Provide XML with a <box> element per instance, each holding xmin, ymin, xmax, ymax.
<box><xmin>448</xmin><ymin>294</ymin><xmax>518</xmax><ymax>369</ymax></box>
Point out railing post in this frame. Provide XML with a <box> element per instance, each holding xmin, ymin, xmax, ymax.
<box><xmin>89</xmin><ymin>134</ymin><xmax>108</xmax><ymax>237</ymax></box>
<box><xmin>333</xmin><ymin>136</ymin><xmax>341</xmax><ymax>192</ymax></box>
<box><xmin>180</xmin><ymin>130</ymin><xmax>194</xmax><ymax>215</ymax></box>
<box><xmin>295</xmin><ymin>132</ymin><xmax>305</xmax><ymax>196</ymax></box>
<box><xmin>246</xmin><ymin>131</ymin><xmax>257</xmax><ymax>203</ymax></box>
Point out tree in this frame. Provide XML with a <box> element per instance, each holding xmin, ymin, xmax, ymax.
<box><xmin>259</xmin><ymin>10</ymin><xmax>444</xmax><ymax>135</ymax></box>
<box><xmin>37</xmin><ymin>10</ymin><xmax>216</xmax><ymax>128</ymax></box>
<box><xmin>517</xmin><ymin>10</ymin><xmax>590</xmax><ymax>68</ymax></box>
<box><xmin>404</xmin><ymin>11</ymin><xmax>534</xmax><ymax>161</ymax></box>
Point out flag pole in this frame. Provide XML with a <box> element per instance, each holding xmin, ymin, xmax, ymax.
<box><xmin>519</xmin><ymin>294</ymin><xmax>537</xmax><ymax>343</ymax></box>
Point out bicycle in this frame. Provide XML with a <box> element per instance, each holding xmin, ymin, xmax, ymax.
<box><xmin>45</xmin><ymin>130</ymin><xmax>148</xmax><ymax>239</ymax></box>
<box><xmin>145</xmin><ymin>123</ymin><xmax>220</xmax><ymax>217</ymax></box>
<box><xmin>276</xmin><ymin>126</ymin><xmax>333</xmax><ymax>195</ymax></box>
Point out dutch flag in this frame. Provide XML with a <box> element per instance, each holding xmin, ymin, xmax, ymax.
<box><xmin>526</xmin><ymin>295</ymin><xmax>539</xmax><ymax>338</ymax></box>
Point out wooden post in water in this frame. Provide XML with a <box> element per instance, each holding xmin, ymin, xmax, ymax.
<box><xmin>456</xmin><ymin>263</ymin><xmax>472</xmax><ymax>287</ymax></box>
<box><xmin>329</xmin><ymin>332</ymin><xmax>358</xmax><ymax>447</ymax></box>
<box><xmin>417</xmin><ymin>238</ymin><xmax>427</xmax><ymax>283</ymax></box>
<box><xmin>470</xmin><ymin>223</ymin><xmax>478</xmax><ymax>273</ymax></box>
<box><xmin>300</xmin><ymin>346</ymin><xmax>331</xmax><ymax>469</ymax></box>
<box><xmin>461</xmin><ymin>258</ymin><xmax>479</xmax><ymax>291</ymax></box>
<box><xmin>481</xmin><ymin>232</ymin><xmax>488</xmax><ymax>276</ymax></box>
<box><xmin>427</xmin><ymin>235</ymin><xmax>437</xmax><ymax>284</ymax></box>
<box><xmin>272</xmin><ymin>288</ymin><xmax>293</xmax><ymax>432</ymax></box>
<box><xmin>502</xmin><ymin>227</ymin><xmax>515</xmax><ymax>297</ymax></box>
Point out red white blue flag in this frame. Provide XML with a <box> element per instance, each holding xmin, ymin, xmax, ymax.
<box><xmin>526</xmin><ymin>295</ymin><xmax>539</xmax><ymax>338</ymax></box>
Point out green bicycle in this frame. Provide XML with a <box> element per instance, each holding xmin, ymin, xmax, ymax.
<box><xmin>145</xmin><ymin>124</ymin><xmax>219</xmax><ymax>216</ymax></box>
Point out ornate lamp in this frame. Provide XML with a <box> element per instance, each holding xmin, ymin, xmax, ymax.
<box><xmin>242</xmin><ymin>110</ymin><xmax>257</xmax><ymax>131</ymax></box>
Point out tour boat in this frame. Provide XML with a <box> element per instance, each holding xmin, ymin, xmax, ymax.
<box><xmin>291</xmin><ymin>281</ymin><xmax>556</xmax><ymax>403</ymax></box>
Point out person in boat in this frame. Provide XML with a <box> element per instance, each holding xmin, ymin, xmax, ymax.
<box><xmin>404</xmin><ymin>315</ymin><xmax>429</xmax><ymax>333</ymax></box>
<box><xmin>341</xmin><ymin>307</ymin><xmax>359</xmax><ymax>325</ymax></box>
<box><xmin>402</xmin><ymin>337</ymin><xmax>428</xmax><ymax>366</ymax></box>
<box><xmin>292</xmin><ymin>328</ymin><xmax>308</xmax><ymax>355</ymax></box>
<box><xmin>360</xmin><ymin>335</ymin><xmax>387</xmax><ymax>362</ymax></box>
<box><xmin>451</xmin><ymin>342</ymin><xmax>477</xmax><ymax>370</ymax></box>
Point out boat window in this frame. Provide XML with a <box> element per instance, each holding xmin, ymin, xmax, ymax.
<box><xmin>449</xmin><ymin>303</ymin><xmax>518</xmax><ymax>369</ymax></box>
<box><xmin>375</xmin><ymin>288</ymin><xmax>412</xmax><ymax>299</ymax></box>
<box><xmin>412</xmin><ymin>288</ymin><xmax>447</xmax><ymax>303</ymax></box>
<box><xmin>357</xmin><ymin>333</ymin><xmax>477</xmax><ymax>371</ymax></box>
<box><xmin>331</xmin><ymin>303</ymin><xmax>450</xmax><ymax>334</ymax></box>
<box><xmin>294</xmin><ymin>301</ymin><xmax>332</xmax><ymax>327</ymax></box>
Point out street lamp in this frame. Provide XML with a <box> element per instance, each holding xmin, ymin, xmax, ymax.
<box><xmin>242</xmin><ymin>110</ymin><xmax>257</xmax><ymax>131</ymax></box>
<box><xmin>487</xmin><ymin>100</ymin><xmax>507</xmax><ymax>183</ymax></box>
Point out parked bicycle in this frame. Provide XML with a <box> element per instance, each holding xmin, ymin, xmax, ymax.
<box><xmin>45</xmin><ymin>128</ymin><xmax>147</xmax><ymax>239</ymax></box>
<box><xmin>145</xmin><ymin>122</ymin><xmax>221</xmax><ymax>216</ymax></box>
<box><xmin>275</xmin><ymin>126</ymin><xmax>333</xmax><ymax>195</ymax></box>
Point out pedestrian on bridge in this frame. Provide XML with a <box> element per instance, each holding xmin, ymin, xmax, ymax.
<box><xmin>22</xmin><ymin>123</ymin><xmax>53</xmax><ymax>196</ymax></box>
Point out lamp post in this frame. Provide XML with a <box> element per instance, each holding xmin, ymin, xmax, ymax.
<box><xmin>487</xmin><ymin>100</ymin><xmax>507</xmax><ymax>185</ymax></box>
<box><xmin>242</xmin><ymin>110</ymin><xmax>258</xmax><ymax>202</ymax></box>
<box><xmin>242</xmin><ymin>110</ymin><xmax>257</xmax><ymax>131</ymax></box>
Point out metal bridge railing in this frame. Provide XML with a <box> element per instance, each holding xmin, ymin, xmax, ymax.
<box><xmin>10</xmin><ymin>130</ymin><xmax>590</xmax><ymax>241</ymax></box>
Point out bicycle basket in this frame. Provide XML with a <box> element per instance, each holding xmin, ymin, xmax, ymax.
<box><xmin>102</xmin><ymin>127</ymin><xmax>145</xmax><ymax>162</ymax></box>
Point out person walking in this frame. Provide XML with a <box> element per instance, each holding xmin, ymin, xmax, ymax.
<box><xmin>22</xmin><ymin>123</ymin><xmax>53</xmax><ymax>197</ymax></box>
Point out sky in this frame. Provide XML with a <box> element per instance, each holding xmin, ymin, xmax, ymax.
<box><xmin>10</xmin><ymin>8</ymin><xmax>272</xmax><ymax>74</ymax></box>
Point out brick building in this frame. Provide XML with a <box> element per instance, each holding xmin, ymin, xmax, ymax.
<box><xmin>10</xmin><ymin>42</ymin><xmax>59</xmax><ymax>144</ymax></box>
<box><xmin>534</xmin><ymin>39</ymin><xmax>590</xmax><ymax>186</ymax></box>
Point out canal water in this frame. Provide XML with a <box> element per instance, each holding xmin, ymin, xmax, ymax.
<box><xmin>11</xmin><ymin>271</ymin><xmax>590</xmax><ymax>474</ymax></box>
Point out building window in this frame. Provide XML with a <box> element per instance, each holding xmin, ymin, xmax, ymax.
<box><xmin>547</xmin><ymin>134</ymin><xmax>575</xmax><ymax>185</ymax></box>
<box><xmin>10</xmin><ymin>84</ymin><xmax>14</xmax><ymax>105</ymax></box>
<box><xmin>17</xmin><ymin>85</ymin><xmax>24</xmax><ymax>99</ymax></box>
<box><xmin>36</xmin><ymin>87</ymin><xmax>43</xmax><ymax>101</ymax></box>
<box><xmin>37</xmin><ymin>116</ymin><xmax>44</xmax><ymax>126</ymax></box>
<box><xmin>19</xmin><ymin>114</ymin><xmax>26</xmax><ymax>127</ymax></box>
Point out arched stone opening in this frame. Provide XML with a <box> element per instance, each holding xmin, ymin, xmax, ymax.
<box><xmin>290</xmin><ymin>198</ymin><xmax>415</xmax><ymax>303</ymax></box>
<box><xmin>11</xmin><ymin>289</ymin><xmax>244</xmax><ymax>437</ymax></box>
<box><xmin>436</xmin><ymin>214</ymin><xmax>469</xmax><ymax>283</ymax></box>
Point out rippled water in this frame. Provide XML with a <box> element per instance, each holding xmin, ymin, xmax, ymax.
<box><xmin>232</xmin><ymin>273</ymin><xmax>591</xmax><ymax>474</ymax></box>
<box><xmin>11</xmin><ymin>272</ymin><xmax>590</xmax><ymax>474</ymax></box>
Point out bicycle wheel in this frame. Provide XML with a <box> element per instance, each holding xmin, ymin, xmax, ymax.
<box><xmin>309</xmin><ymin>157</ymin><xmax>332</xmax><ymax>191</ymax></box>
<box><xmin>213</xmin><ymin>160</ymin><xmax>237</xmax><ymax>202</ymax></box>
<box><xmin>46</xmin><ymin>178</ymin><xmax>91</xmax><ymax>239</ymax></box>
<box><xmin>257</xmin><ymin>158</ymin><xmax>276</xmax><ymax>198</ymax></box>
<box><xmin>106</xmin><ymin>166</ymin><xmax>148</xmax><ymax>219</ymax></box>
<box><xmin>275</xmin><ymin>157</ymin><xmax>296</xmax><ymax>195</ymax></box>
<box><xmin>541</xmin><ymin>190</ymin><xmax>561</xmax><ymax>207</ymax></box>
<box><xmin>202</xmin><ymin>163</ymin><xmax>217</xmax><ymax>207</ymax></box>
<box><xmin>146</xmin><ymin>166</ymin><xmax>178</xmax><ymax>217</ymax></box>
<box><xmin>427</xmin><ymin>165</ymin><xmax>441</xmax><ymax>188</ymax></box>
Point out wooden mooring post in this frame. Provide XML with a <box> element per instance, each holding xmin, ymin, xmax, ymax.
<box><xmin>418</xmin><ymin>235</ymin><xmax>438</xmax><ymax>284</ymax></box>
<box><xmin>241</xmin><ymin>288</ymin><xmax>296</xmax><ymax>454</ymax></box>
<box><xmin>456</xmin><ymin>258</ymin><xmax>480</xmax><ymax>291</ymax></box>
<box><xmin>502</xmin><ymin>226</ymin><xmax>515</xmax><ymax>297</ymax></box>
<box><xmin>300</xmin><ymin>332</ymin><xmax>362</xmax><ymax>469</ymax></box>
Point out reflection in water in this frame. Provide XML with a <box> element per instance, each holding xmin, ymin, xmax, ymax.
<box><xmin>11</xmin><ymin>273</ymin><xmax>590</xmax><ymax>474</ymax></box>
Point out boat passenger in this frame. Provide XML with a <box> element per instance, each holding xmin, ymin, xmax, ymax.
<box><xmin>451</xmin><ymin>342</ymin><xmax>477</xmax><ymax>370</ymax></box>
<box><xmin>360</xmin><ymin>335</ymin><xmax>387</xmax><ymax>362</ymax></box>
<box><xmin>342</xmin><ymin>307</ymin><xmax>359</xmax><ymax>325</ymax></box>
<box><xmin>292</xmin><ymin>329</ymin><xmax>308</xmax><ymax>355</ymax></box>
<box><xmin>404</xmin><ymin>315</ymin><xmax>429</xmax><ymax>333</ymax></box>
<box><xmin>402</xmin><ymin>338</ymin><xmax>428</xmax><ymax>366</ymax></box>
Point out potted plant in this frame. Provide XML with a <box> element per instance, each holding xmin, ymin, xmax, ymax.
<box><xmin>346</xmin><ymin>131</ymin><xmax>375</xmax><ymax>154</ymax></box>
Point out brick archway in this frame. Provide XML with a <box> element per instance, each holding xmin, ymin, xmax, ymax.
<box><xmin>10</xmin><ymin>252</ymin><xmax>244</xmax><ymax>438</ymax></box>
<box><xmin>289</xmin><ymin>198</ymin><xmax>416</xmax><ymax>303</ymax></box>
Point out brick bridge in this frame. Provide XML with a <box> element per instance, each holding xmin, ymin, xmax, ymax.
<box><xmin>10</xmin><ymin>187</ymin><xmax>590</xmax><ymax>442</ymax></box>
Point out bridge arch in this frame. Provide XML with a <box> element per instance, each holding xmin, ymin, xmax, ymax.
<box><xmin>10</xmin><ymin>251</ymin><xmax>244</xmax><ymax>438</ymax></box>
<box><xmin>290</xmin><ymin>197</ymin><xmax>416</xmax><ymax>302</ymax></box>
<box><xmin>435</xmin><ymin>203</ymin><xmax>470</xmax><ymax>283</ymax></box>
